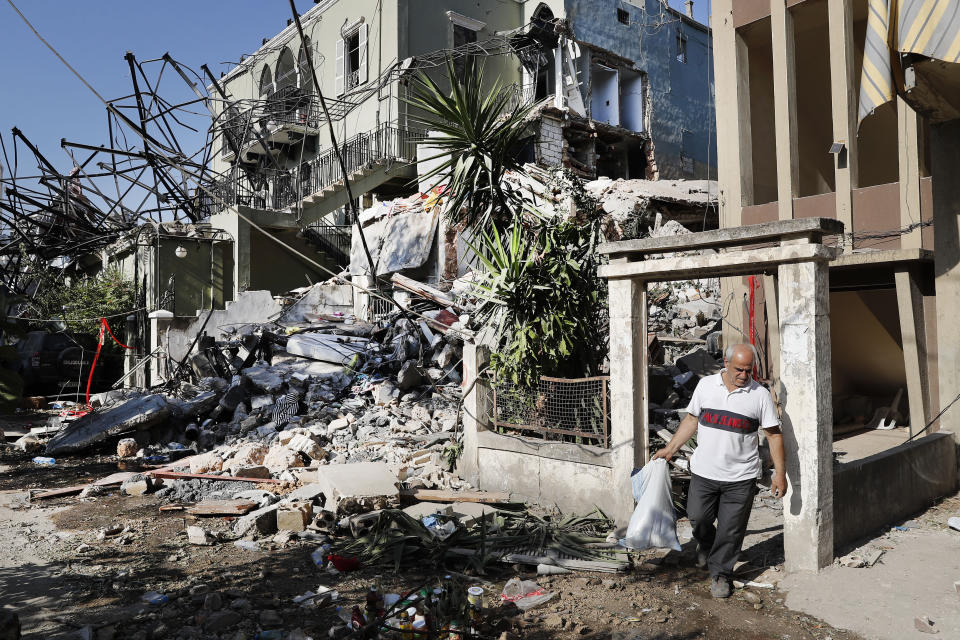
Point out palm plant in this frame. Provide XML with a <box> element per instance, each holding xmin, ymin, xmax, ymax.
<box><xmin>406</xmin><ymin>56</ymin><xmax>536</xmax><ymax>230</ymax></box>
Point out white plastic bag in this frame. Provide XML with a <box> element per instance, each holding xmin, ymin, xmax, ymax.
<box><xmin>619</xmin><ymin>458</ymin><xmax>682</xmax><ymax>551</ymax></box>
<box><xmin>500</xmin><ymin>577</ymin><xmax>555</xmax><ymax>611</ymax></box>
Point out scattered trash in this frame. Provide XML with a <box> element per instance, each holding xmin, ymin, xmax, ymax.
<box><xmin>619</xmin><ymin>459</ymin><xmax>682</xmax><ymax>551</ymax></box>
<box><xmin>947</xmin><ymin>517</ymin><xmax>960</xmax><ymax>532</ymax></box>
<box><xmin>31</xmin><ymin>456</ymin><xmax>55</xmax><ymax>465</ymax></box>
<box><xmin>500</xmin><ymin>578</ymin><xmax>554</xmax><ymax>611</ymax></box>
<box><xmin>141</xmin><ymin>591</ymin><xmax>169</xmax><ymax>606</ymax></box>
<box><xmin>233</xmin><ymin>540</ymin><xmax>260</xmax><ymax>551</ymax></box>
<box><xmin>914</xmin><ymin>616</ymin><xmax>939</xmax><ymax>634</ymax></box>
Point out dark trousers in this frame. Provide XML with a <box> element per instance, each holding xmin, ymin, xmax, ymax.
<box><xmin>686</xmin><ymin>474</ymin><xmax>757</xmax><ymax>579</ymax></box>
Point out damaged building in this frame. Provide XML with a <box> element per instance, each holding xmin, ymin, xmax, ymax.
<box><xmin>202</xmin><ymin>0</ymin><xmax>717</xmax><ymax>299</ymax></box>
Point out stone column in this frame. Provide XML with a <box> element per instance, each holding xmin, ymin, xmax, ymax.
<box><xmin>607</xmin><ymin>277</ymin><xmax>648</xmax><ymax>526</ymax></box>
<box><xmin>778</xmin><ymin>259</ymin><xmax>833</xmax><ymax>571</ymax></box>
<box><xmin>148</xmin><ymin>310</ymin><xmax>174</xmax><ymax>387</ymax></box>
<box><xmin>459</xmin><ymin>341</ymin><xmax>492</xmax><ymax>487</ymax></box>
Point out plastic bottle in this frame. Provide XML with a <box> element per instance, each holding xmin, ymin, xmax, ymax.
<box><xmin>351</xmin><ymin>605</ymin><xmax>365</xmax><ymax>630</ymax></box>
<box><xmin>140</xmin><ymin>591</ymin><xmax>169</xmax><ymax>605</ymax></box>
<box><xmin>311</xmin><ymin>544</ymin><xmax>331</xmax><ymax>567</ymax></box>
<box><xmin>335</xmin><ymin>606</ymin><xmax>353</xmax><ymax>625</ymax></box>
<box><xmin>31</xmin><ymin>457</ymin><xmax>55</xmax><ymax>465</ymax></box>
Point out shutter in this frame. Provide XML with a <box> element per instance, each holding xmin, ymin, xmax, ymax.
<box><xmin>335</xmin><ymin>38</ymin><xmax>345</xmax><ymax>96</ymax></box>
<box><xmin>359</xmin><ymin>23</ymin><xmax>369</xmax><ymax>84</ymax></box>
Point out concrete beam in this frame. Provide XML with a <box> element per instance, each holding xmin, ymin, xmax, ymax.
<box><xmin>779</xmin><ymin>259</ymin><xmax>834</xmax><ymax>572</ymax></box>
<box><xmin>598</xmin><ymin>243</ymin><xmax>839</xmax><ymax>281</ymax></box>
<box><xmin>896</xmin><ymin>267</ymin><xmax>931</xmax><ymax>436</ymax></box>
<box><xmin>771</xmin><ymin>0</ymin><xmax>799</xmax><ymax>221</ymax></box>
<box><xmin>598</xmin><ymin>217</ymin><xmax>844</xmax><ymax>256</ymax></box>
<box><xmin>828</xmin><ymin>0</ymin><xmax>858</xmax><ymax>252</ymax></box>
<box><xmin>459</xmin><ymin>341</ymin><xmax>492</xmax><ymax>486</ymax></box>
<box><xmin>607</xmin><ymin>277</ymin><xmax>647</xmax><ymax>525</ymax></box>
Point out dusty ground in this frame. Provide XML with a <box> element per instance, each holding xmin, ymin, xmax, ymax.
<box><xmin>0</xmin><ymin>451</ymin><xmax>863</xmax><ymax>640</ymax></box>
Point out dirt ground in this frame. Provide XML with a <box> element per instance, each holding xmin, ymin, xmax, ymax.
<box><xmin>0</xmin><ymin>451</ymin><xmax>863</xmax><ymax>640</ymax></box>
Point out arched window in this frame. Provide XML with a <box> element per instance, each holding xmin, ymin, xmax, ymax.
<box><xmin>298</xmin><ymin>38</ymin><xmax>313</xmax><ymax>93</ymax></box>
<box><xmin>258</xmin><ymin>66</ymin><xmax>273</xmax><ymax>98</ymax></box>
<box><xmin>531</xmin><ymin>4</ymin><xmax>557</xmax><ymax>101</ymax></box>
<box><xmin>275</xmin><ymin>47</ymin><xmax>296</xmax><ymax>92</ymax></box>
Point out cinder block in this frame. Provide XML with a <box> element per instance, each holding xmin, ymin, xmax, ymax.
<box><xmin>277</xmin><ymin>501</ymin><xmax>313</xmax><ymax>532</ymax></box>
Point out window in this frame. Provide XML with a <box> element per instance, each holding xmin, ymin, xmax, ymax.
<box><xmin>676</xmin><ymin>34</ymin><xmax>688</xmax><ymax>64</ymax></box>
<box><xmin>453</xmin><ymin>24</ymin><xmax>478</xmax><ymax>77</ymax></box>
<box><xmin>617</xmin><ymin>8</ymin><xmax>630</xmax><ymax>24</ymax></box>
<box><xmin>335</xmin><ymin>22</ymin><xmax>368</xmax><ymax>96</ymax></box>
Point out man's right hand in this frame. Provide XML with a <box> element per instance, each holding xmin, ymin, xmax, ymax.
<box><xmin>653</xmin><ymin>448</ymin><xmax>673</xmax><ymax>461</ymax></box>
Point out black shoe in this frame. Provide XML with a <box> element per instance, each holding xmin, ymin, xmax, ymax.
<box><xmin>710</xmin><ymin>575</ymin><xmax>732</xmax><ymax>599</ymax></box>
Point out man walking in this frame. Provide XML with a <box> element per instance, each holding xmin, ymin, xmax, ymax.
<box><xmin>654</xmin><ymin>343</ymin><xmax>786</xmax><ymax>598</ymax></box>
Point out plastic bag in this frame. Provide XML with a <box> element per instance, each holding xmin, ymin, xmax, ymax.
<box><xmin>500</xmin><ymin>577</ymin><xmax>555</xmax><ymax>611</ymax></box>
<box><xmin>619</xmin><ymin>458</ymin><xmax>682</xmax><ymax>551</ymax></box>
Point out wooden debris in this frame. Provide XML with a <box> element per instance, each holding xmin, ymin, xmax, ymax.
<box><xmin>405</xmin><ymin>489</ymin><xmax>512</xmax><ymax>504</ymax></box>
<box><xmin>159</xmin><ymin>504</ymin><xmax>186</xmax><ymax>512</ymax></box>
<box><xmin>147</xmin><ymin>471</ymin><xmax>282</xmax><ymax>484</ymax></box>
<box><xmin>33</xmin><ymin>485</ymin><xmax>88</xmax><ymax>500</ymax></box>
<box><xmin>391</xmin><ymin>273</ymin><xmax>463</xmax><ymax>311</ymax></box>
<box><xmin>33</xmin><ymin>471</ymin><xmax>137</xmax><ymax>500</ymax></box>
<box><xmin>186</xmin><ymin>500</ymin><xmax>258</xmax><ymax>516</ymax></box>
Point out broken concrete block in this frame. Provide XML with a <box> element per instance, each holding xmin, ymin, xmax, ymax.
<box><xmin>116</xmin><ymin>438</ymin><xmax>138</xmax><ymax>458</ymax></box>
<box><xmin>286</xmin><ymin>483</ymin><xmax>326</xmax><ymax>504</ymax></box>
<box><xmin>190</xmin><ymin>452</ymin><xmax>224</xmax><ymax>474</ymax></box>
<box><xmin>285</xmin><ymin>433</ymin><xmax>326</xmax><ymax>461</ymax></box>
<box><xmin>233</xmin><ymin>502</ymin><xmax>281</xmax><ymax>537</ymax></box>
<box><xmin>187</xmin><ymin>525</ymin><xmax>216</xmax><ymax>546</ymax></box>
<box><xmin>227</xmin><ymin>442</ymin><xmax>267</xmax><ymax>467</ymax></box>
<box><xmin>277</xmin><ymin>502</ymin><xmax>313</xmax><ymax>532</ymax></box>
<box><xmin>411</xmin><ymin>405</ymin><xmax>433</xmax><ymax>424</ymax></box>
<box><xmin>46</xmin><ymin>394</ymin><xmax>169</xmax><ymax>455</ymax></box>
<box><xmin>451</xmin><ymin>502</ymin><xmax>496</xmax><ymax>527</ymax></box>
<box><xmin>676</xmin><ymin>348</ymin><xmax>722</xmax><ymax>377</ymax></box>
<box><xmin>232</xmin><ymin>490</ymin><xmax>277</xmax><ymax>508</ymax></box>
<box><xmin>396</xmin><ymin>360</ymin><xmax>427</xmax><ymax>392</ymax></box>
<box><xmin>310</xmin><ymin>462</ymin><xmax>399</xmax><ymax>513</ymax></box>
<box><xmin>230</xmin><ymin>465</ymin><xmax>271</xmax><ymax>480</ymax></box>
<box><xmin>244</xmin><ymin>366</ymin><xmax>284</xmax><ymax>394</ymax></box>
<box><xmin>262</xmin><ymin>445</ymin><xmax>306</xmax><ymax>473</ymax></box>
<box><xmin>402</xmin><ymin>502</ymin><xmax>453</xmax><ymax>520</ymax></box>
<box><xmin>327</xmin><ymin>417</ymin><xmax>350</xmax><ymax>434</ymax></box>
<box><xmin>374</xmin><ymin>382</ymin><xmax>397</xmax><ymax>405</ymax></box>
<box><xmin>120</xmin><ymin>473</ymin><xmax>154</xmax><ymax>496</ymax></box>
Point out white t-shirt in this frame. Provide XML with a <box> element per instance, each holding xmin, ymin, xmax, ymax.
<box><xmin>684</xmin><ymin>371</ymin><xmax>780</xmax><ymax>482</ymax></box>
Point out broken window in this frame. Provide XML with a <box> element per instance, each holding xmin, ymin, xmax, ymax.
<box><xmin>335</xmin><ymin>22</ymin><xmax>368</xmax><ymax>96</ymax></box>
<box><xmin>676</xmin><ymin>34</ymin><xmax>688</xmax><ymax>64</ymax></box>
<box><xmin>617</xmin><ymin>8</ymin><xmax>630</xmax><ymax>25</ymax></box>
<box><xmin>453</xmin><ymin>24</ymin><xmax>478</xmax><ymax>78</ymax></box>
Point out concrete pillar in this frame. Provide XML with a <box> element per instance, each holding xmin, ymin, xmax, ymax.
<box><xmin>148</xmin><ymin>310</ymin><xmax>174</xmax><ymax>387</ymax></box>
<box><xmin>459</xmin><ymin>341</ymin><xmax>492</xmax><ymax>486</ymax></box>
<box><xmin>778</xmin><ymin>259</ymin><xmax>833</xmax><ymax>571</ymax></box>
<box><xmin>828</xmin><ymin>0</ymin><xmax>858</xmax><ymax>252</ymax></box>
<box><xmin>771</xmin><ymin>0</ymin><xmax>798</xmax><ymax>221</ymax></box>
<box><xmin>932</xmin><ymin>120</ymin><xmax>960</xmax><ymax>441</ymax></box>
<box><xmin>607</xmin><ymin>277</ymin><xmax>648</xmax><ymax>525</ymax></box>
<box><xmin>896</xmin><ymin>267</ymin><xmax>930</xmax><ymax>436</ymax></box>
<box><xmin>209</xmin><ymin>209</ymin><xmax>250</xmax><ymax>297</ymax></box>
<box><xmin>898</xmin><ymin>98</ymin><xmax>923</xmax><ymax>249</ymax></box>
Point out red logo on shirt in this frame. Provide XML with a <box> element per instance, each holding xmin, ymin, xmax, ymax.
<box><xmin>699</xmin><ymin>408</ymin><xmax>760</xmax><ymax>433</ymax></box>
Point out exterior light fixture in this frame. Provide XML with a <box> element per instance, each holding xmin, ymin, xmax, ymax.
<box><xmin>828</xmin><ymin>142</ymin><xmax>846</xmax><ymax>154</ymax></box>
<box><xmin>175</xmin><ymin>245</ymin><xmax>187</xmax><ymax>259</ymax></box>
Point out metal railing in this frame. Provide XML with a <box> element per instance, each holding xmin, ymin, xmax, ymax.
<box><xmin>304</xmin><ymin>222</ymin><xmax>352</xmax><ymax>268</ymax></box>
<box><xmin>206</xmin><ymin>123</ymin><xmax>426</xmax><ymax>216</ymax></box>
<box><xmin>492</xmin><ymin>375</ymin><xmax>610</xmax><ymax>448</ymax></box>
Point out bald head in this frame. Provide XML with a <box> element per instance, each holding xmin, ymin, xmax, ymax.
<box><xmin>723</xmin><ymin>343</ymin><xmax>757</xmax><ymax>388</ymax></box>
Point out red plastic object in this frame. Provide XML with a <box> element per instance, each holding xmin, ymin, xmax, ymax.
<box><xmin>328</xmin><ymin>554</ymin><xmax>360</xmax><ymax>571</ymax></box>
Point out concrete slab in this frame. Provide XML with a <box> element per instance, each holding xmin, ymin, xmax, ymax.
<box><xmin>781</xmin><ymin>527</ymin><xmax>960</xmax><ymax>640</ymax></box>
<box><xmin>402</xmin><ymin>502</ymin><xmax>453</xmax><ymax>520</ymax></box>
<box><xmin>311</xmin><ymin>462</ymin><xmax>399</xmax><ymax>511</ymax></box>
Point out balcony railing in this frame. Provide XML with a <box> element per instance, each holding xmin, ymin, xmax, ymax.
<box><xmin>205</xmin><ymin>123</ymin><xmax>426</xmax><ymax>216</ymax></box>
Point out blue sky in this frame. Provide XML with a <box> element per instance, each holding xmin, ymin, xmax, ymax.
<box><xmin>0</xmin><ymin>0</ymin><xmax>710</xmax><ymax>178</ymax></box>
